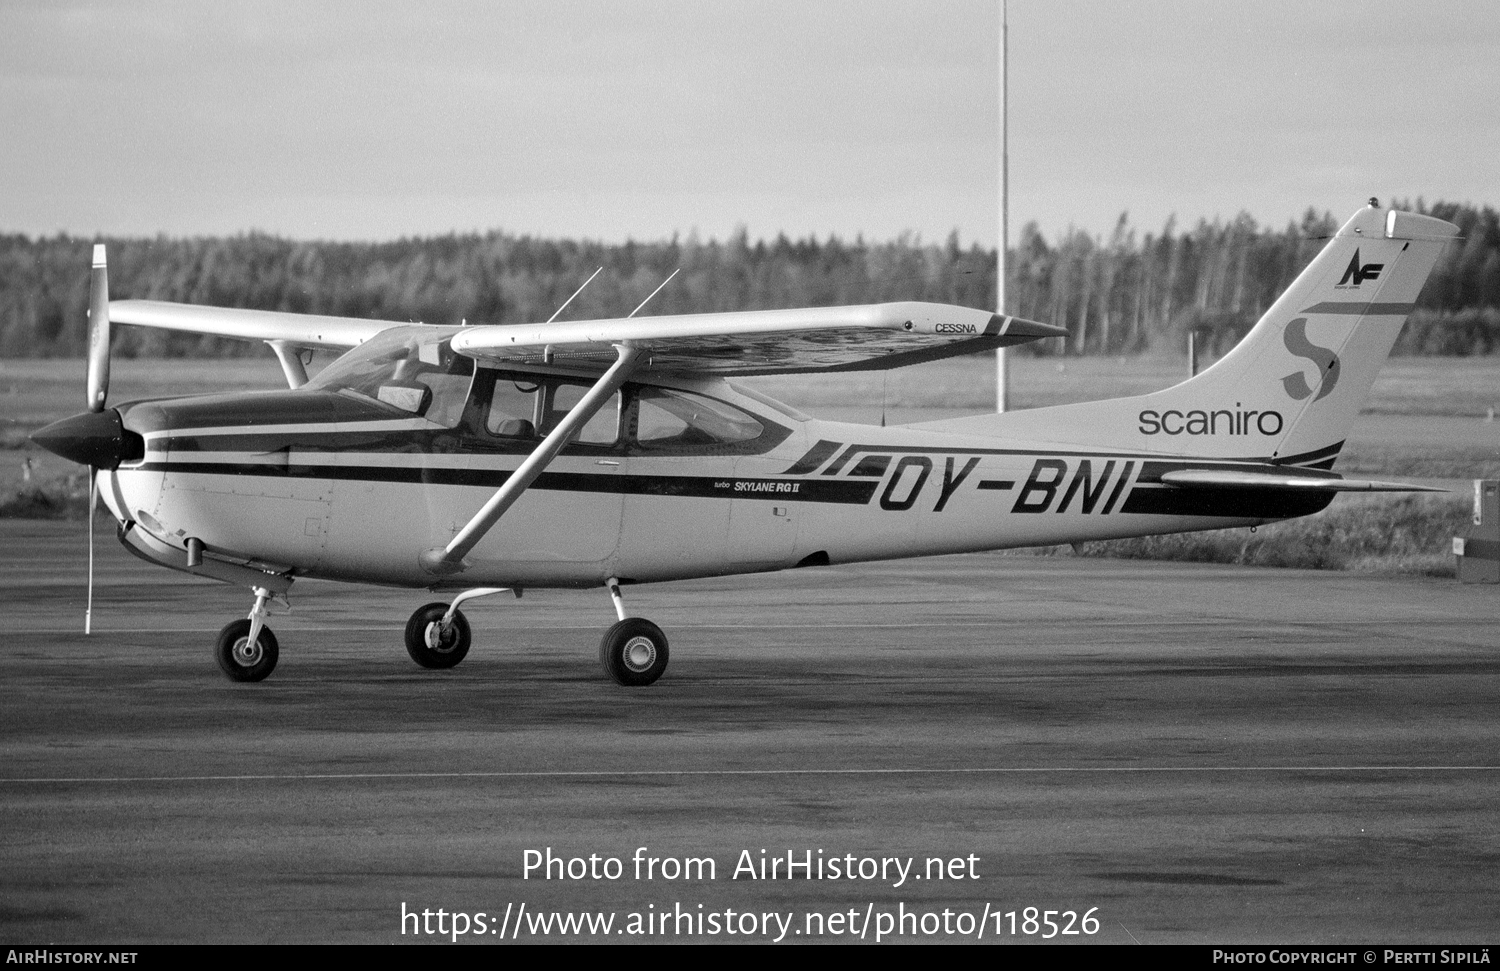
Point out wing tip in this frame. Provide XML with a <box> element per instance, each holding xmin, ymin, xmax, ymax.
<box><xmin>991</xmin><ymin>313</ymin><xmax>1068</xmax><ymax>341</ymax></box>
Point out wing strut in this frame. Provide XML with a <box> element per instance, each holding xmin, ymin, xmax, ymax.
<box><xmin>266</xmin><ymin>340</ymin><xmax>309</xmax><ymax>388</ymax></box>
<box><xmin>419</xmin><ymin>344</ymin><xmax>642</xmax><ymax>576</ymax></box>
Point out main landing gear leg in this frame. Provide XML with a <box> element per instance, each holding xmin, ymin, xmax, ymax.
<box><xmin>215</xmin><ymin>585</ymin><xmax>282</xmax><ymax>682</ymax></box>
<box><xmin>598</xmin><ymin>578</ymin><xmax>669</xmax><ymax>687</ymax></box>
<box><xmin>403</xmin><ymin>587</ymin><xmax>519</xmax><ymax>670</ymax></box>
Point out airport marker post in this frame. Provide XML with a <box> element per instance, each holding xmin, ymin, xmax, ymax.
<box><xmin>1453</xmin><ymin>479</ymin><xmax>1499</xmax><ymax>583</ymax></box>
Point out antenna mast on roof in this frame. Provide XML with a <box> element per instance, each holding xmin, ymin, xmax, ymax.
<box><xmin>995</xmin><ymin>0</ymin><xmax>1010</xmax><ymax>413</ymax></box>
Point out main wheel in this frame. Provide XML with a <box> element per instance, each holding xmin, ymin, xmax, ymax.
<box><xmin>215</xmin><ymin>619</ymin><xmax>279</xmax><ymax>682</ymax></box>
<box><xmin>599</xmin><ymin>618</ymin><xmax>669</xmax><ymax>687</ymax></box>
<box><xmin>404</xmin><ymin>602</ymin><xmax>472</xmax><ymax>669</ymax></box>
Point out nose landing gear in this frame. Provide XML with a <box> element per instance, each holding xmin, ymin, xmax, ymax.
<box><xmin>214</xmin><ymin>586</ymin><xmax>282</xmax><ymax>682</ymax></box>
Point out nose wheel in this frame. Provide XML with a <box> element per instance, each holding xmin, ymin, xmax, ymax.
<box><xmin>214</xmin><ymin>585</ymin><xmax>283</xmax><ymax>682</ymax></box>
<box><xmin>215</xmin><ymin>619</ymin><xmax>279</xmax><ymax>682</ymax></box>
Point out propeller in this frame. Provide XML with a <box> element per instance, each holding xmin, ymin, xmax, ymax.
<box><xmin>33</xmin><ymin>247</ymin><xmax>127</xmax><ymax>467</ymax></box>
<box><xmin>85</xmin><ymin>244</ymin><xmax>114</xmax><ymax>633</ymax></box>
<box><xmin>85</xmin><ymin>244</ymin><xmax>110</xmax><ymax>633</ymax></box>
<box><xmin>28</xmin><ymin>245</ymin><xmax>121</xmax><ymax>633</ymax></box>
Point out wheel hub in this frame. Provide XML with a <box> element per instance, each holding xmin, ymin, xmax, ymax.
<box><xmin>425</xmin><ymin>622</ymin><xmax>456</xmax><ymax>652</ymax></box>
<box><xmin>232</xmin><ymin>637</ymin><xmax>263</xmax><ymax>667</ymax></box>
<box><xmin>622</xmin><ymin>636</ymin><xmax>656</xmax><ymax>672</ymax></box>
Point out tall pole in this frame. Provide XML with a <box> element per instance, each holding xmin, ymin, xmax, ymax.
<box><xmin>995</xmin><ymin>0</ymin><xmax>1009</xmax><ymax>413</ymax></box>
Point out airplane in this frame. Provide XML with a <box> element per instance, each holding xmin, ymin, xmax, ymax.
<box><xmin>32</xmin><ymin>201</ymin><xmax>1457</xmax><ymax>686</ymax></box>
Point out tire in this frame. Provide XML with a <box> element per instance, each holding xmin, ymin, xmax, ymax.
<box><xmin>599</xmin><ymin>618</ymin><xmax>669</xmax><ymax>687</ymax></box>
<box><xmin>215</xmin><ymin>619</ymin><xmax>279</xmax><ymax>682</ymax></box>
<box><xmin>404</xmin><ymin>602</ymin><xmax>472</xmax><ymax>669</ymax></box>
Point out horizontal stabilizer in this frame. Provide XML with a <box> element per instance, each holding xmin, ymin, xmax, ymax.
<box><xmin>1160</xmin><ymin>470</ymin><xmax>1446</xmax><ymax>493</ymax></box>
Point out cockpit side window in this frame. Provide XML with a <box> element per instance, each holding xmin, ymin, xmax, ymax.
<box><xmin>476</xmin><ymin>371</ymin><xmax>620</xmax><ymax>446</ymax></box>
<box><xmin>485</xmin><ymin>375</ymin><xmax>541</xmax><ymax>439</ymax></box>
<box><xmin>410</xmin><ymin>356</ymin><xmax>474</xmax><ymax>429</ymax></box>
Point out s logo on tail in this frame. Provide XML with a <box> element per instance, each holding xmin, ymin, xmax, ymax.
<box><xmin>1280</xmin><ymin>317</ymin><xmax>1340</xmax><ymax>402</ymax></box>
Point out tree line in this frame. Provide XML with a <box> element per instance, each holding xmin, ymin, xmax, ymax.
<box><xmin>1</xmin><ymin>201</ymin><xmax>1495</xmax><ymax>359</ymax></box>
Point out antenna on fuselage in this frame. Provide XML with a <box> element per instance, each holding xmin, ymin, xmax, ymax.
<box><xmin>627</xmin><ymin>268</ymin><xmax>680</xmax><ymax>318</ymax></box>
<box><xmin>546</xmin><ymin>266</ymin><xmax>604</xmax><ymax>323</ymax></box>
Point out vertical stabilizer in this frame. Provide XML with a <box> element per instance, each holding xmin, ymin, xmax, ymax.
<box><xmin>925</xmin><ymin>204</ymin><xmax>1458</xmax><ymax>464</ymax></box>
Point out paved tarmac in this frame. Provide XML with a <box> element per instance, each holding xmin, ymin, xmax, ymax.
<box><xmin>1</xmin><ymin>519</ymin><xmax>1496</xmax><ymax>944</ymax></box>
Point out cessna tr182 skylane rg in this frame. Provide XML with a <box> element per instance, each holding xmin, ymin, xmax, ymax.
<box><xmin>33</xmin><ymin>203</ymin><xmax>1457</xmax><ymax>685</ymax></box>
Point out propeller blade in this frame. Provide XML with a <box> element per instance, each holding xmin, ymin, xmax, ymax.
<box><xmin>86</xmin><ymin>472</ymin><xmax>97</xmax><ymax>635</ymax></box>
<box><xmin>86</xmin><ymin>244</ymin><xmax>110</xmax><ymax>413</ymax></box>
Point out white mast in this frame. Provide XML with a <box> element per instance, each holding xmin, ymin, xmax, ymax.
<box><xmin>995</xmin><ymin>0</ymin><xmax>1009</xmax><ymax>413</ymax></box>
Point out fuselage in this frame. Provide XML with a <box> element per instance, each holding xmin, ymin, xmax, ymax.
<box><xmin>98</xmin><ymin>359</ymin><xmax>1330</xmax><ymax>591</ymax></box>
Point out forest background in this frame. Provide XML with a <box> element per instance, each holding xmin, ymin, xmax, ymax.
<box><xmin>2</xmin><ymin>201</ymin><xmax>1497</xmax><ymax>360</ymax></box>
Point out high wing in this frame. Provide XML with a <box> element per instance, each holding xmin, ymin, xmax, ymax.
<box><xmin>111</xmin><ymin>300</ymin><xmax>396</xmax><ymax>348</ymax></box>
<box><xmin>449</xmin><ymin>302</ymin><xmax>1064</xmax><ymax>374</ymax></box>
<box><xmin>111</xmin><ymin>299</ymin><xmax>1064</xmax><ymax>374</ymax></box>
<box><xmin>106</xmin><ymin>292</ymin><xmax>1063</xmax><ymax>577</ymax></box>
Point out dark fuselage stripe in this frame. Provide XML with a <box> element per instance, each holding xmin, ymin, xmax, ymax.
<box><xmin>134</xmin><ymin>462</ymin><xmax>879</xmax><ymax>505</ymax></box>
<box><xmin>1120</xmin><ymin>486</ymin><xmax>1333</xmax><ymax>519</ymax></box>
<box><xmin>780</xmin><ymin>439</ymin><xmax>843</xmax><ymax>475</ymax></box>
<box><xmin>811</xmin><ymin>441</ymin><xmax>1343</xmax><ymax>468</ymax></box>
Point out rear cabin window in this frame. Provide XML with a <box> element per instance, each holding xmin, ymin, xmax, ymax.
<box><xmin>628</xmin><ymin>387</ymin><xmax>764</xmax><ymax>451</ymax></box>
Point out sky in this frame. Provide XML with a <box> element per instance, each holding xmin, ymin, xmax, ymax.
<box><xmin>2</xmin><ymin>0</ymin><xmax>1497</xmax><ymax>246</ymax></box>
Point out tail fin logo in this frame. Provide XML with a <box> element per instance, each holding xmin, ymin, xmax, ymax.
<box><xmin>1280</xmin><ymin>317</ymin><xmax>1340</xmax><ymax>402</ymax></box>
<box><xmin>1336</xmin><ymin>250</ymin><xmax>1384</xmax><ymax>288</ymax></box>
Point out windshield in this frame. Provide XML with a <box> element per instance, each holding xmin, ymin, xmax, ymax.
<box><xmin>304</xmin><ymin>326</ymin><xmax>473</xmax><ymax>427</ymax></box>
